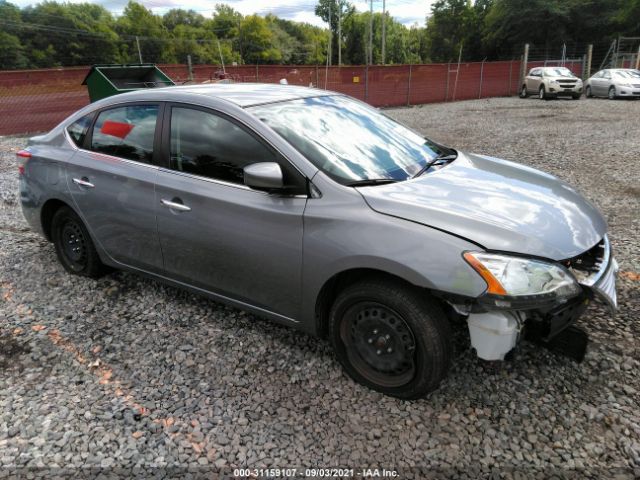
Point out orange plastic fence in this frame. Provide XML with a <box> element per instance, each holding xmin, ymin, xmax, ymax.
<box><xmin>0</xmin><ymin>60</ymin><xmax>565</xmax><ymax>136</ymax></box>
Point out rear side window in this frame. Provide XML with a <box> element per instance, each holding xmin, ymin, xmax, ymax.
<box><xmin>67</xmin><ymin>114</ymin><xmax>94</xmax><ymax>147</ymax></box>
<box><xmin>91</xmin><ymin>105</ymin><xmax>159</xmax><ymax>163</ymax></box>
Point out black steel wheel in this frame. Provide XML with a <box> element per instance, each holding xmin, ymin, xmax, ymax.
<box><xmin>341</xmin><ymin>302</ymin><xmax>417</xmax><ymax>388</ymax></box>
<box><xmin>329</xmin><ymin>277</ymin><xmax>452</xmax><ymax>399</ymax></box>
<box><xmin>51</xmin><ymin>206</ymin><xmax>106</xmax><ymax>278</ymax></box>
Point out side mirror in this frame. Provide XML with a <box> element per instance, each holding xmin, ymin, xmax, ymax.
<box><xmin>243</xmin><ymin>162</ymin><xmax>284</xmax><ymax>190</ymax></box>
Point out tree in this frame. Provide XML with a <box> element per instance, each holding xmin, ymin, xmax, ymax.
<box><xmin>483</xmin><ymin>0</ymin><xmax>572</xmax><ymax>57</ymax></box>
<box><xmin>0</xmin><ymin>1</ymin><xmax>29</xmax><ymax>68</ymax></box>
<box><xmin>239</xmin><ymin>15</ymin><xmax>281</xmax><ymax>64</ymax></box>
<box><xmin>315</xmin><ymin>0</ymin><xmax>355</xmax><ymax>64</ymax></box>
<box><xmin>116</xmin><ymin>1</ymin><xmax>170</xmax><ymax>63</ymax></box>
<box><xmin>163</xmin><ymin>9</ymin><xmax>205</xmax><ymax>31</ymax></box>
<box><xmin>423</xmin><ymin>0</ymin><xmax>478</xmax><ymax>62</ymax></box>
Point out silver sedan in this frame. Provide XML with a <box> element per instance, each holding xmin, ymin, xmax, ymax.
<box><xmin>585</xmin><ymin>68</ymin><xmax>640</xmax><ymax>99</ymax></box>
<box><xmin>18</xmin><ymin>84</ymin><xmax>618</xmax><ymax>398</ymax></box>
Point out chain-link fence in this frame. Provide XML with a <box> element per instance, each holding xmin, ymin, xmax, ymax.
<box><xmin>4</xmin><ymin>39</ymin><xmax>638</xmax><ymax>137</ymax></box>
<box><xmin>1</xmin><ymin>61</ymin><xmax>530</xmax><ymax>136</ymax></box>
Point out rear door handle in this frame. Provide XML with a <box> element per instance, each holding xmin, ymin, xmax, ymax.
<box><xmin>72</xmin><ymin>177</ymin><xmax>95</xmax><ymax>188</ymax></box>
<box><xmin>161</xmin><ymin>198</ymin><xmax>191</xmax><ymax>212</ymax></box>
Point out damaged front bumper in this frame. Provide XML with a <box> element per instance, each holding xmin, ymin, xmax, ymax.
<box><xmin>459</xmin><ymin>236</ymin><xmax>618</xmax><ymax>361</ymax></box>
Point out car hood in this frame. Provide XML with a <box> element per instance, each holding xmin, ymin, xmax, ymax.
<box><xmin>358</xmin><ymin>152</ymin><xmax>607</xmax><ymax>260</ymax></box>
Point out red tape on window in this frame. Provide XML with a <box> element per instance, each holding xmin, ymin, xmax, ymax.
<box><xmin>101</xmin><ymin>120</ymin><xmax>134</xmax><ymax>139</ymax></box>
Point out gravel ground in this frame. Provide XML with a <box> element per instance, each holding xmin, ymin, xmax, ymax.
<box><xmin>1</xmin><ymin>96</ymin><xmax>639</xmax><ymax>479</ymax></box>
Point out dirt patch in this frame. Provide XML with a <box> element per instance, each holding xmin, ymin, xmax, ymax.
<box><xmin>0</xmin><ymin>332</ymin><xmax>31</xmax><ymax>369</ymax></box>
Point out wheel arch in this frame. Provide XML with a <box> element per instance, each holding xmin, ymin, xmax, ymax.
<box><xmin>314</xmin><ymin>267</ymin><xmax>440</xmax><ymax>340</ymax></box>
<box><xmin>41</xmin><ymin>198</ymin><xmax>73</xmax><ymax>241</ymax></box>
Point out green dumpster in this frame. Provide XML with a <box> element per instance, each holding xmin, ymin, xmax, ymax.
<box><xmin>82</xmin><ymin>64</ymin><xmax>175</xmax><ymax>102</ymax></box>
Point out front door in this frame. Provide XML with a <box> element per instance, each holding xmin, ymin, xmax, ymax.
<box><xmin>154</xmin><ymin>105</ymin><xmax>308</xmax><ymax>320</ymax></box>
<box><xmin>66</xmin><ymin>103</ymin><xmax>164</xmax><ymax>273</ymax></box>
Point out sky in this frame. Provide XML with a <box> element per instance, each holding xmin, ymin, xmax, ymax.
<box><xmin>12</xmin><ymin>0</ymin><xmax>436</xmax><ymax>27</ymax></box>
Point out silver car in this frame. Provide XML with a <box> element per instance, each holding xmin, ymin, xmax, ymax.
<box><xmin>585</xmin><ymin>68</ymin><xmax>640</xmax><ymax>99</ymax></box>
<box><xmin>18</xmin><ymin>84</ymin><xmax>618</xmax><ymax>399</ymax></box>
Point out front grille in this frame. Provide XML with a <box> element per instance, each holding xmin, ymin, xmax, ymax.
<box><xmin>563</xmin><ymin>238</ymin><xmax>607</xmax><ymax>285</ymax></box>
<box><xmin>558</xmin><ymin>80</ymin><xmax>577</xmax><ymax>85</ymax></box>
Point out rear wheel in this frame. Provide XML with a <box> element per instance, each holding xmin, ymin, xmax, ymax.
<box><xmin>519</xmin><ymin>85</ymin><xmax>528</xmax><ymax>98</ymax></box>
<box><xmin>608</xmin><ymin>86</ymin><xmax>617</xmax><ymax>100</ymax></box>
<box><xmin>51</xmin><ymin>206</ymin><xmax>106</xmax><ymax>278</ymax></box>
<box><xmin>329</xmin><ymin>278</ymin><xmax>452</xmax><ymax>399</ymax></box>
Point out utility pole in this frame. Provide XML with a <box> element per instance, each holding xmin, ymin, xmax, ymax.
<box><xmin>636</xmin><ymin>44</ymin><xmax>640</xmax><ymax>70</ymax></box>
<box><xmin>368</xmin><ymin>0</ymin><xmax>373</xmax><ymax>65</ymax></box>
<box><xmin>337</xmin><ymin>1</ymin><xmax>341</xmax><ymax>66</ymax></box>
<box><xmin>585</xmin><ymin>44</ymin><xmax>593</xmax><ymax>80</ymax></box>
<box><xmin>520</xmin><ymin>43</ymin><xmax>529</xmax><ymax>87</ymax></box>
<box><xmin>328</xmin><ymin>4</ymin><xmax>332</xmax><ymax>66</ymax></box>
<box><xmin>217</xmin><ymin>40</ymin><xmax>226</xmax><ymax>75</ymax></box>
<box><xmin>187</xmin><ymin>54</ymin><xmax>193</xmax><ymax>81</ymax></box>
<box><xmin>381</xmin><ymin>0</ymin><xmax>386</xmax><ymax>65</ymax></box>
<box><xmin>135</xmin><ymin>36</ymin><xmax>143</xmax><ymax>63</ymax></box>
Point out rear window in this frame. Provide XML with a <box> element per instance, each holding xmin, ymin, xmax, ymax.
<box><xmin>66</xmin><ymin>114</ymin><xmax>94</xmax><ymax>147</ymax></box>
<box><xmin>90</xmin><ymin>105</ymin><xmax>159</xmax><ymax>163</ymax></box>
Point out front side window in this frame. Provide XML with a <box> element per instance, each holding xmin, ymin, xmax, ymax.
<box><xmin>91</xmin><ymin>105</ymin><xmax>158</xmax><ymax>163</ymax></box>
<box><xmin>170</xmin><ymin>107</ymin><xmax>281</xmax><ymax>185</ymax></box>
<box><xmin>67</xmin><ymin>113</ymin><xmax>94</xmax><ymax>147</ymax></box>
<box><xmin>250</xmin><ymin>96</ymin><xmax>443</xmax><ymax>184</ymax></box>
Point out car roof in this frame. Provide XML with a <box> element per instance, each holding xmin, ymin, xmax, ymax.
<box><xmin>101</xmin><ymin>83</ymin><xmax>333</xmax><ymax>108</ymax></box>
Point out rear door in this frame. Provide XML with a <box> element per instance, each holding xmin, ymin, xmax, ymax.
<box><xmin>154</xmin><ymin>104</ymin><xmax>308</xmax><ymax>320</ymax></box>
<box><xmin>65</xmin><ymin>102</ymin><xmax>164</xmax><ymax>273</ymax></box>
<box><xmin>526</xmin><ymin>68</ymin><xmax>541</xmax><ymax>92</ymax></box>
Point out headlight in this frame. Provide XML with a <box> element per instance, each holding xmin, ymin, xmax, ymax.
<box><xmin>463</xmin><ymin>252</ymin><xmax>582</xmax><ymax>306</ymax></box>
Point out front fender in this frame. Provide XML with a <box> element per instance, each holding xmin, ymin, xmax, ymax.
<box><xmin>300</xmin><ymin>175</ymin><xmax>488</xmax><ymax>334</ymax></box>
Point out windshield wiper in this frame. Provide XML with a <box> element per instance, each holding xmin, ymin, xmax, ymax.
<box><xmin>411</xmin><ymin>152</ymin><xmax>458</xmax><ymax>179</ymax></box>
<box><xmin>345</xmin><ymin>178</ymin><xmax>399</xmax><ymax>187</ymax></box>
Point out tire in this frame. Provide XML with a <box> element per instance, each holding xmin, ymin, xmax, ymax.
<box><xmin>608</xmin><ymin>86</ymin><xmax>617</xmax><ymax>100</ymax></box>
<box><xmin>572</xmin><ymin>93</ymin><xmax>581</xmax><ymax>100</ymax></box>
<box><xmin>585</xmin><ymin>86</ymin><xmax>593</xmax><ymax>98</ymax></box>
<box><xmin>539</xmin><ymin>85</ymin><xmax>548</xmax><ymax>100</ymax></box>
<box><xmin>51</xmin><ymin>206</ymin><xmax>106</xmax><ymax>278</ymax></box>
<box><xmin>519</xmin><ymin>85</ymin><xmax>528</xmax><ymax>98</ymax></box>
<box><xmin>329</xmin><ymin>278</ymin><xmax>452</xmax><ymax>399</ymax></box>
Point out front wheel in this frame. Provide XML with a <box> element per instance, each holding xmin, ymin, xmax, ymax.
<box><xmin>585</xmin><ymin>86</ymin><xmax>593</xmax><ymax>98</ymax></box>
<box><xmin>329</xmin><ymin>278</ymin><xmax>452</xmax><ymax>399</ymax></box>
<box><xmin>539</xmin><ymin>85</ymin><xmax>548</xmax><ymax>100</ymax></box>
<box><xmin>608</xmin><ymin>86</ymin><xmax>617</xmax><ymax>100</ymax></box>
<box><xmin>51</xmin><ymin>206</ymin><xmax>106</xmax><ymax>278</ymax></box>
<box><xmin>572</xmin><ymin>93</ymin><xmax>581</xmax><ymax>100</ymax></box>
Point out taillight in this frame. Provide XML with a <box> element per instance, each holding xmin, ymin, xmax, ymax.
<box><xmin>16</xmin><ymin>149</ymin><xmax>31</xmax><ymax>176</ymax></box>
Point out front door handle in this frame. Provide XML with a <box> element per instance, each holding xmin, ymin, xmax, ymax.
<box><xmin>161</xmin><ymin>198</ymin><xmax>191</xmax><ymax>212</ymax></box>
<box><xmin>73</xmin><ymin>177</ymin><xmax>95</xmax><ymax>188</ymax></box>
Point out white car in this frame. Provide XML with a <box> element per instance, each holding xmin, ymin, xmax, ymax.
<box><xmin>520</xmin><ymin>67</ymin><xmax>583</xmax><ymax>100</ymax></box>
<box><xmin>585</xmin><ymin>69</ymin><xmax>640</xmax><ymax>99</ymax></box>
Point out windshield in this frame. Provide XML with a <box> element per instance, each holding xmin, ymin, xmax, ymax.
<box><xmin>250</xmin><ymin>95</ymin><xmax>444</xmax><ymax>184</ymax></box>
<box><xmin>544</xmin><ymin>67</ymin><xmax>575</xmax><ymax>77</ymax></box>
<box><xmin>615</xmin><ymin>70</ymin><xmax>640</xmax><ymax>78</ymax></box>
